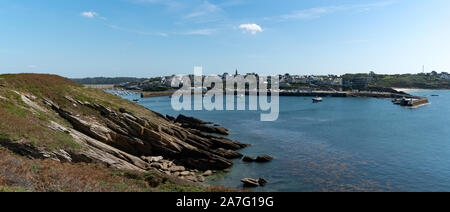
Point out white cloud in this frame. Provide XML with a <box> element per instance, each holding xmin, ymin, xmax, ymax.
<box><xmin>81</xmin><ymin>11</ymin><xmax>98</xmax><ymax>19</ymax></box>
<box><xmin>239</xmin><ymin>24</ymin><xmax>263</xmax><ymax>34</ymax></box>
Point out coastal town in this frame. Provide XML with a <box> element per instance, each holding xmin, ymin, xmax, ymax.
<box><xmin>76</xmin><ymin>70</ymin><xmax>450</xmax><ymax>93</ymax></box>
<box><xmin>112</xmin><ymin>71</ymin><xmax>364</xmax><ymax>92</ymax></box>
<box><xmin>74</xmin><ymin>70</ymin><xmax>450</xmax><ymax>107</ymax></box>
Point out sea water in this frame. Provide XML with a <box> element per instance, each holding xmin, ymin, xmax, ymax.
<box><xmin>119</xmin><ymin>90</ymin><xmax>450</xmax><ymax>191</ymax></box>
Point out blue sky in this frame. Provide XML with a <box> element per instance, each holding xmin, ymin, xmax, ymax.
<box><xmin>0</xmin><ymin>0</ymin><xmax>449</xmax><ymax>78</ymax></box>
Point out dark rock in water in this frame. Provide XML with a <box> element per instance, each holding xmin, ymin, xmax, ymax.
<box><xmin>213</xmin><ymin>124</ymin><xmax>221</xmax><ymax>127</ymax></box>
<box><xmin>176</xmin><ymin>114</ymin><xmax>209</xmax><ymax>125</ymax></box>
<box><xmin>181</xmin><ymin>123</ymin><xmax>231</xmax><ymax>135</ymax></box>
<box><xmin>258</xmin><ymin>178</ymin><xmax>268</xmax><ymax>186</ymax></box>
<box><xmin>176</xmin><ymin>114</ymin><xmax>231</xmax><ymax>135</ymax></box>
<box><xmin>255</xmin><ymin>155</ymin><xmax>274</xmax><ymax>163</ymax></box>
<box><xmin>243</xmin><ymin>156</ymin><xmax>256</xmax><ymax>162</ymax></box>
<box><xmin>243</xmin><ymin>155</ymin><xmax>273</xmax><ymax>163</ymax></box>
<box><xmin>214</xmin><ymin>148</ymin><xmax>243</xmax><ymax>159</ymax></box>
<box><xmin>241</xmin><ymin>178</ymin><xmax>260</xmax><ymax>187</ymax></box>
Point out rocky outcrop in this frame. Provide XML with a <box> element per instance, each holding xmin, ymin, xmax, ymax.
<box><xmin>243</xmin><ymin>156</ymin><xmax>256</xmax><ymax>162</ymax></box>
<box><xmin>255</xmin><ymin>155</ymin><xmax>274</xmax><ymax>163</ymax></box>
<box><xmin>258</xmin><ymin>178</ymin><xmax>268</xmax><ymax>186</ymax></box>
<box><xmin>243</xmin><ymin>155</ymin><xmax>274</xmax><ymax>163</ymax></box>
<box><xmin>241</xmin><ymin>178</ymin><xmax>260</xmax><ymax>187</ymax></box>
<box><xmin>175</xmin><ymin>115</ymin><xmax>231</xmax><ymax>135</ymax></box>
<box><xmin>148</xmin><ymin>157</ymin><xmax>209</xmax><ymax>182</ymax></box>
<box><xmin>0</xmin><ymin>137</ymin><xmax>72</xmax><ymax>163</ymax></box>
<box><xmin>42</xmin><ymin>98</ymin><xmax>249</xmax><ymax>172</ymax></box>
<box><xmin>241</xmin><ymin>178</ymin><xmax>268</xmax><ymax>187</ymax></box>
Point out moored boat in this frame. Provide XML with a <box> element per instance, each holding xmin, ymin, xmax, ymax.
<box><xmin>313</xmin><ymin>97</ymin><xmax>323</xmax><ymax>103</ymax></box>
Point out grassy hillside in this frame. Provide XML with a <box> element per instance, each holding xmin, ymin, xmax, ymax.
<box><xmin>0</xmin><ymin>74</ymin><xmax>161</xmax><ymax>151</ymax></box>
<box><xmin>0</xmin><ymin>74</ymin><xmax>237</xmax><ymax>192</ymax></box>
<box><xmin>342</xmin><ymin>73</ymin><xmax>450</xmax><ymax>89</ymax></box>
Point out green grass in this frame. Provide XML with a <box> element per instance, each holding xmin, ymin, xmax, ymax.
<box><xmin>343</xmin><ymin>73</ymin><xmax>450</xmax><ymax>89</ymax></box>
<box><xmin>156</xmin><ymin>184</ymin><xmax>206</xmax><ymax>192</ymax></box>
<box><xmin>0</xmin><ymin>186</ymin><xmax>29</xmax><ymax>192</ymax></box>
<box><xmin>0</xmin><ymin>132</ymin><xmax>20</xmax><ymax>142</ymax></box>
<box><xmin>49</xmin><ymin>131</ymin><xmax>82</xmax><ymax>151</ymax></box>
<box><xmin>4</xmin><ymin>103</ymin><xmax>30</xmax><ymax>117</ymax></box>
<box><xmin>0</xmin><ymin>132</ymin><xmax>10</xmax><ymax>141</ymax></box>
<box><xmin>37</xmin><ymin>110</ymin><xmax>51</xmax><ymax>122</ymax></box>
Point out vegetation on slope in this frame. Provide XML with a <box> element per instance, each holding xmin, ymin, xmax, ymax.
<box><xmin>342</xmin><ymin>73</ymin><xmax>450</xmax><ymax>89</ymax></box>
<box><xmin>0</xmin><ymin>74</ymin><xmax>238</xmax><ymax>192</ymax></box>
<box><xmin>0</xmin><ymin>147</ymin><xmax>218</xmax><ymax>192</ymax></box>
<box><xmin>71</xmin><ymin>77</ymin><xmax>145</xmax><ymax>85</ymax></box>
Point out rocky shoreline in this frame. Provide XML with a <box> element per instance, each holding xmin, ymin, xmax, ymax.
<box><xmin>142</xmin><ymin>156</ymin><xmax>215</xmax><ymax>183</ymax></box>
<box><xmin>6</xmin><ymin>91</ymin><xmax>250</xmax><ymax>184</ymax></box>
<box><xmin>0</xmin><ymin>74</ymin><xmax>277</xmax><ymax>190</ymax></box>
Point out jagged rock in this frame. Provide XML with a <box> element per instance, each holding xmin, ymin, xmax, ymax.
<box><xmin>175</xmin><ymin>114</ymin><xmax>209</xmax><ymax>125</ymax></box>
<box><xmin>166</xmin><ymin>115</ymin><xmax>176</xmax><ymax>122</ymax></box>
<box><xmin>203</xmin><ymin>170</ymin><xmax>213</xmax><ymax>176</ymax></box>
<box><xmin>197</xmin><ymin>176</ymin><xmax>206</xmax><ymax>182</ymax></box>
<box><xmin>181</xmin><ymin>123</ymin><xmax>231</xmax><ymax>135</ymax></box>
<box><xmin>176</xmin><ymin>115</ymin><xmax>230</xmax><ymax>135</ymax></box>
<box><xmin>141</xmin><ymin>156</ymin><xmax>150</xmax><ymax>163</ymax></box>
<box><xmin>258</xmin><ymin>178</ymin><xmax>268</xmax><ymax>186</ymax></box>
<box><xmin>150</xmin><ymin>156</ymin><xmax>163</xmax><ymax>162</ymax></box>
<box><xmin>185</xmin><ymin>176</ymin><xmax>198</xmax><ymax>182</ymax></box>
<box><xmin>162</xmin><ymin>162</ymin><xmax>170</xmax><ymax>170</ymax></box>
<box><xmin>169</xmin><ymin>166</ymin><xmax>185</xmax><ymax>172</ymax></box>
<box><xmin>255</xmin><ymin>155</ymin><xmax>274</xmax><ymax>163</ymax></box>
<box><xmin>243</xmin><ymin>156</ymin><xmax>256</xmax><ymax>162</ymax></box>
<box><xmin>141</xmin><ymin>156</ymin><xmax>163</xmax><ymax>163</ymax></box>
<box><xmin>213</xmin><ymin>148</ymin><xmax>243</xmax><ymax>159</ymax></box>
<box><xmin>151</xmin><ymin>163</ymin><xmax>164</xmax><ymax>169</ymax></box>
<box><xmin>180</xmin><ymin>171</ymin><xmax>190</xmax><ymax>176</ymax></box>
<box><xmin>40</xmin><ymin>96</ymin><xmax>249</xmax><ymax>172</ymax></box>
<box><xmin>241</xmin><ymin>178</ymin><xmax>260</xmax><ymax>187</ymax></box>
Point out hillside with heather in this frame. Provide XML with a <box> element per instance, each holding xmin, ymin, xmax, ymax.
<box><xmin>0</xmin><ymin>74</ymin><xmax>247</xmax><ymax>192</ymax></box>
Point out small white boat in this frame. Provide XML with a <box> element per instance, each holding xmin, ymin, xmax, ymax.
<box><xmin>392</xmin><ymin>98</ymin><xmax>402</xmax><ymax>104</ymax></box>
<box><xmin>312</xmin><ymin>97</ymin><xmax>323</xmax><ymax>103</ymax></box>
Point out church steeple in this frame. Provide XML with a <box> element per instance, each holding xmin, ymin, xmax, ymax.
<box><xmin>235</xmin><ymin>69</ymin><xmax>238</xmax><ymax>76</ymax></box>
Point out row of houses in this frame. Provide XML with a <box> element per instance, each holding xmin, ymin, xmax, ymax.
<box><xmin>121</xmin><ymin>71</ymin><xmax>373</xmax><ymax>91</ymax></box>
<box><xmin>160</xmin><ymin>73</ymin><xmax>371</xmax><ymax>89</ymax></box>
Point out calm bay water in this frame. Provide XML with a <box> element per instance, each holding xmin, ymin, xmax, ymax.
<box><xmin>120</xmin><ymin>90</ymin><xmax>450</xmax><ymax>191</ymax></box>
